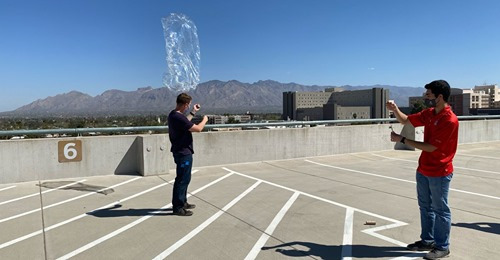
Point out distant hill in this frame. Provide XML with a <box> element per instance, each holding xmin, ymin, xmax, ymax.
<box><xmin>1</xmin><ymin>80</ymin><xmax>423</xmax><ymax>117</ymax></box>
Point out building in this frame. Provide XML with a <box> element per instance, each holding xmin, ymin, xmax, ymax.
<box><xmin>193</xmin><ymin>114</ymin><xmax>252</xmax><ymax>125</ymax></box>
<box><xmin>473</xmin><ymin>85</ymin><xmax>500</xmax><ymax>107</ymax></box>
<box><xmin>448</xmin><ymin>85</ymin><xmax>498</xmax><ymax>116</ymax></box>
<box><xmin>283</xmin><ymin>88</ymin><xmax>389</xmax><ymax>120</ymax></box>
<box><xmin>408</xmin><ymin>85</ymin><xmax>499</xmax><ymax>116</ymax></box>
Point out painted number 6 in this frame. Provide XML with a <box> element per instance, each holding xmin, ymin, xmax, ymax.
<box><xmin>58</xmin><ymin>140</ymin><xmax>82</xmax><ymax>163</ymax></box>
<box><xmin>64</xmin><ymin>143</ymin><xmax>78</xmax><ymax>160</ymax></box>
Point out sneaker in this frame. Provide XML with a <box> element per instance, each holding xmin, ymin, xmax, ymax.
<box><xmin>184</xmin><ymin>202</ymin><xmax>196</xmax><ymax>209</ymax></box>
<box><xmin>173</xmin><ymin>208</ymin><xmax>193</xmax><ymax>216</ymax></box>
<box><xmin>424</xmin><ymin>248</ymin><xmax>450</xmax><ymax>259</ymax></box>
<box><xmin>406</xmin><ymin>240</ymin><xmax>435</xmax><ymax>251</ymax></box>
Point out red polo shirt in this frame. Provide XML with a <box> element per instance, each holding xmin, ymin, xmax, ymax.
<box><xmin>408</xmin><ymin>106</ymin><xmax>459</xmax><ymax>177</ymax></box>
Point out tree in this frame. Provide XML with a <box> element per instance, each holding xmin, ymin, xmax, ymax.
<box><xmin>411</xmin><ymin>100</ymin><xmax>427</xmax><ymax>114</ymax></box>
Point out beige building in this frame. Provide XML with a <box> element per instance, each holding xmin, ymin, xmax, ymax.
<box><xmin>473</xmin><ymin>85</ymin><xmax>500</xmax><ymax>107</ymax></box>
<box><xmin>449</xmin><ymin>85</ymin><xmax>498</xmax><ymax>115</ymax></box>
<box><xmin>283</xmin><ymin>88</ymin><xmax>389</xmax><ymax>120</ymax></box>
<box><xmin>409</xmin><ymin>85</ymin><xmax>499</xmax><ymax>116</ymax></box>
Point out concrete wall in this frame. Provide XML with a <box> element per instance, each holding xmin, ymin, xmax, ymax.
<box><xmin>1</xmin><ymin>119</ymin><xmax>499</xmax><ymax>184</ymax></box>
<box><xmin>0</xmin><ymin>135</ymin><xmax>170</xmax><ymax>184</ymax></box>
<box><xmin>193</xmin><ymin>124</ymin><xmax>396</xmax><ymax>167</ymax></box>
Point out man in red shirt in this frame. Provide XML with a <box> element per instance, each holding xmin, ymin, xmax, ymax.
<box><xmin>386</xmin><ymin>80</ymin><xmax>459</xmax><ymax>260</ymax></box>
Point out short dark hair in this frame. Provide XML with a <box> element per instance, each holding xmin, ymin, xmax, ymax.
<box><xmin>425</xmin><ymin>80</ymin><xmax>451</xmax><ymax>102</ymax></box>
<box><xmin>176</xmin><ymin>93</ymin><xmax>192</xmax><ymax>105</ymax></box>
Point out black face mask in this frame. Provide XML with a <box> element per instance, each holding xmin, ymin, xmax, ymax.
<box><xmin>424</xmin><ymin>98</ymin><xmax>437</xmax><ymax>107</ymax></box>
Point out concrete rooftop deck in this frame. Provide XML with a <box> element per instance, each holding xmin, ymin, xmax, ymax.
<box><xmin>1</xmin><ymin>141</ymin><xmax>499</xmax><ymax>260</ymax></box>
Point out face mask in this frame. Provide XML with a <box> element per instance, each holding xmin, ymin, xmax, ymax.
<box><xmin>424</xmin><ymin>98</ymin><xmax>436</xmax><ymax>107</ymax></box>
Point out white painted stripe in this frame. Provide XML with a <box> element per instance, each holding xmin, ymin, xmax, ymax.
<box><xmin>341</xmin><ymin>208</ymin><xmax>354</xmax><ymax>260</ymax></box>
<box><xmin>361</xmin><ymin>223</ymin><xmax>409</xmax><ymax>247</ymax></box>
<box><xmin>223</xmin><ymin>168</ymin><xmax>409</xmax><ymax>251</ymax></box>
<box><xmin>0</xmin><ymin>177</ymin><xmax>144</xmax><ymax>249</ymax></box>
<box><xmin>0</xmin><ymin>185</ymin><xmax>16</xmax><ymax>192</ymax></box>
<box><xmin>371</xmin><ymin>153</ymin><xmax>500</xmax><ymax>175</ymax></box>
<box><xmin>0</xmin><ymin>229</ymin><xmax>45</xmax><ymax>250</ymax></box>
<box><xmin>306</xmin><ymin>158</ymin><xmax>500</xmax><ymax>201</ymax></box>
<box><xmin>0</xmin><ymin>177</ymin><xmax>140</xmax><ymax>224</ymax></box>
<box><xmin>0</xmin><ymin>171</ymin><xmax>199</xmax><ymax>250</ymax></box>
<box><xmin>223</xmin><ymin>168</ymin><xmax>407</xmax><ymax>225</ymax></box>
<box><xmin>389</xmin><ymin>252</ymin><xmax>425</xmax><ymax>260</ymax></box>
<box><xmin>305</xmin><ymin>159</ymin><xmax>416</xmax><ymax>184</ymax></box>
<box><xmin>244</xmin><ymin>192</ymin><xmax>300</xmax><ymax>260</ymax></box>
<box><xmin>155</xmin><ymin>181</ymin><xmax>263</xmax><ymax>260</ymax></box>
<box><xmin>456</xmin><ymin>153</ymin><xmax>500</xmax><ymax>160</ymax></box>
<box><xmin>56</xmin><ymin>171</ymin><xmax>232</xmax><ymax>260</ymax></box>
<box><xmin>0</xmin><ymin>180</ymin><xmax>86</xmax><ymax>206</ymax></box>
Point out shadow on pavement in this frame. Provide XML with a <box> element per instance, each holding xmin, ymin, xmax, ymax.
<box><xmin>262</xmin><ymin>241</ymin><xmax>420</xmax><ymax>259</ymax></box>
<box><xmin>86</xmin><ymin>204</ymin><xmax>173</xmax><ymax>217</ymax></box>
<box><xmin>453</xmin><ymin>222</ymin><xmax>500</xmax><ymax>235</ymax></box>
<box><xmin>38</xmin><ymin>181</ymin><xmax>114</xmax><ymax>195</ymax></box>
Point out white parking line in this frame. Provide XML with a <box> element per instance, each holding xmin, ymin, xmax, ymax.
<box><xmin>389</xmin><ymin>252</ymin><xmax>425</xmax><ymax>260</ymax></box>
<box><xmin>0</xmin><ymin>186</ymin><xmax>16</xmax><ymax>192</ymax></box>
<box><xmin>305</xmin><ymin>159</ymin><xmax>415</xmax><ymax>184</ymax></box>
<box><xmin>56</xmin><ymin>171</ymin><xmax>231</xmax><ymax>260</ymax></box>
<box><xmin>0</xmin><ymin>171</ymin><xmax>200</xmax><ymax>250</ymax></box>
<box><xmin>371</xmin><ymin>153</ymin><xmax>500</xmax><ymax>175</ymax></box>
<box><xmin>306</xmin><ymin>159</ymin><xmax>500</xmax><ymax>201</ymax></box>
<box><xmin>0</xmin><ymin>180</ymin><xmax>86</xmax><ymax>206</ymax></box>
<box><xmin>222</xmin><ymin>167</ymin><xmax>409</xmax><ymax>256</ymax></box>
<box><xmin>456</xmin><ymin>153</ymin><xmax>500</xmax><ymax>160</ymax></box>
<box><xmin>0</xmin><ymin>177</ymin><xmax>144</xmax><ymax>250</ymax></box>
<box><xmin>155</xmin><ymin>180</ymin><xmax>263</xmax><ymax>260</ymax></box>
<box><xmin>0</xmin><ymin>177</ymin><xmax>140</xmax><ymax>224</ymax></box>
<box><xmin>341</xmin><ymin>208</ymin><xmax>354</xmax><ymax>260</ymax></box>
<box><xmin>245</xmin><ymin>192</ymin><xmax>300</xmax><ymax>260</ymax></box>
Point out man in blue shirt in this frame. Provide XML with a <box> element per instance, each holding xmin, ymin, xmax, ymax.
<box><xmin>168</xmin><ymin>93</ymin><xmax>208</xmax><ymax>216</ymax></box>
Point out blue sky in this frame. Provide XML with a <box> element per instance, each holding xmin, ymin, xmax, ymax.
<box><xmin>1</xmin><ymin>0</ymin><xmax>499</xmax><ymax>112</ymax></box>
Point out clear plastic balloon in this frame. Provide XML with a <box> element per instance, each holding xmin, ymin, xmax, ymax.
<box><xmin>161</xmin><ymin>13</ymin><xmax>201</xmax><ymax>92</ymax></box>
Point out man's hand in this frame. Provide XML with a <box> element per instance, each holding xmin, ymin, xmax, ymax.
<box><xmin>390</xmin><ymin>131</ymin><xmax>403</xmax><ymax>143</ymax></box>
<box><xmin>386</xmin><ymin>101</ymin><xmax>398</xmax><ymax>111</ymax></box>
<box><xmin>192</xmin><ymin>104</ymin><xmax>201</xmax><ymax>113</ymax></box>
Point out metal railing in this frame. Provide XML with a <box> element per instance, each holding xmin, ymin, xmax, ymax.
<box><xmin>1</xmin><ymin>115</ymin><xmax>500</xmax><ymax>137</ymax></box>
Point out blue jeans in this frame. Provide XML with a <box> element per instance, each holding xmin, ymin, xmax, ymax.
<box><xmin>416</xmin><ymin>171</ymin><xmax>453</xmax><ymax>250</ymax></box>
<box><xmin>172</xmin><ymin>153</ymin><xmax>193</xmax><ymax>211</ymax></box>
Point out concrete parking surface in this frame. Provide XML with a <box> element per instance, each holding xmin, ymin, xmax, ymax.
<box><xmin>1</xmin><ymin>141</ymin><xmax>499</xmax><ymax>259</ymax></box>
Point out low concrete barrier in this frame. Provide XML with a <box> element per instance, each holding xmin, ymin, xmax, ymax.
<box><xmin>1</xmin><ymin>119</ymin><xmax>499</xmax><ymax>184</ymax></box>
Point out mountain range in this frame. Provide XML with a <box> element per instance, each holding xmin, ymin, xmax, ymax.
<box><xmin>1</xmin><ymin>80</ymin><xmax>424</xmax><ymax>117</ymax></box>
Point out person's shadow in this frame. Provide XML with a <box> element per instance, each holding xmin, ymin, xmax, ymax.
<box><xmin>86</xmin><ymin>204</ymin><xmax>173</xmax><ymax>217</ymax></box>
<box><xmin>261</xmin><ymin>241</ymin><xmax>422</xmax><ymax>259</ymax></box>
<box><xmin>452</xmin><ymin>222</ymin><xmax>500</xmax><ymax>235</ymax></box>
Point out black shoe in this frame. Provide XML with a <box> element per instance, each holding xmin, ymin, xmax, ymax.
<box><xmin>184</xmin><ymin>202</ymin><xmax>196</xmax><ymax>209</ymax></box>
<box><xmin>406</xmin><ymin>240</ymin><xmax>435</xmax><ymax>251</ymax></box>
<box><xmin>424</xmin><ymin>248</ymin><xmax>450</xmax><ymax>259</ymax></box>
<box><xmin>173</xmin><ymin>208</ymin><xmax>193</xmax><ymax>216</ymax></box>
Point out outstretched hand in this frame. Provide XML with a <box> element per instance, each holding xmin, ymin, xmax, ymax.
<box><xmin>386</xmin><ymin>101</ymin><xmax>398</xmax><ymax>111</ymax></box>
<box><xmin>192</xmin><ymin>104</ymin><xmax>201</xmax><ymax>113</ymax></box>
<box><xmin>390</xmin><ymin>131</ymin><xmax>402</xmax><ymax>142</ymax></box>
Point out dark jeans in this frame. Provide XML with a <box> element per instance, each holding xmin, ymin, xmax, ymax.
<box><xmin>416</xmin><ymin>171</ymin><xmax>453</xmax><ymax>250</ymax></box>
<box><xmin>172</xmin><ymin>153</ymin><xmax>193</xmax><ymax>211</ymax></box>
